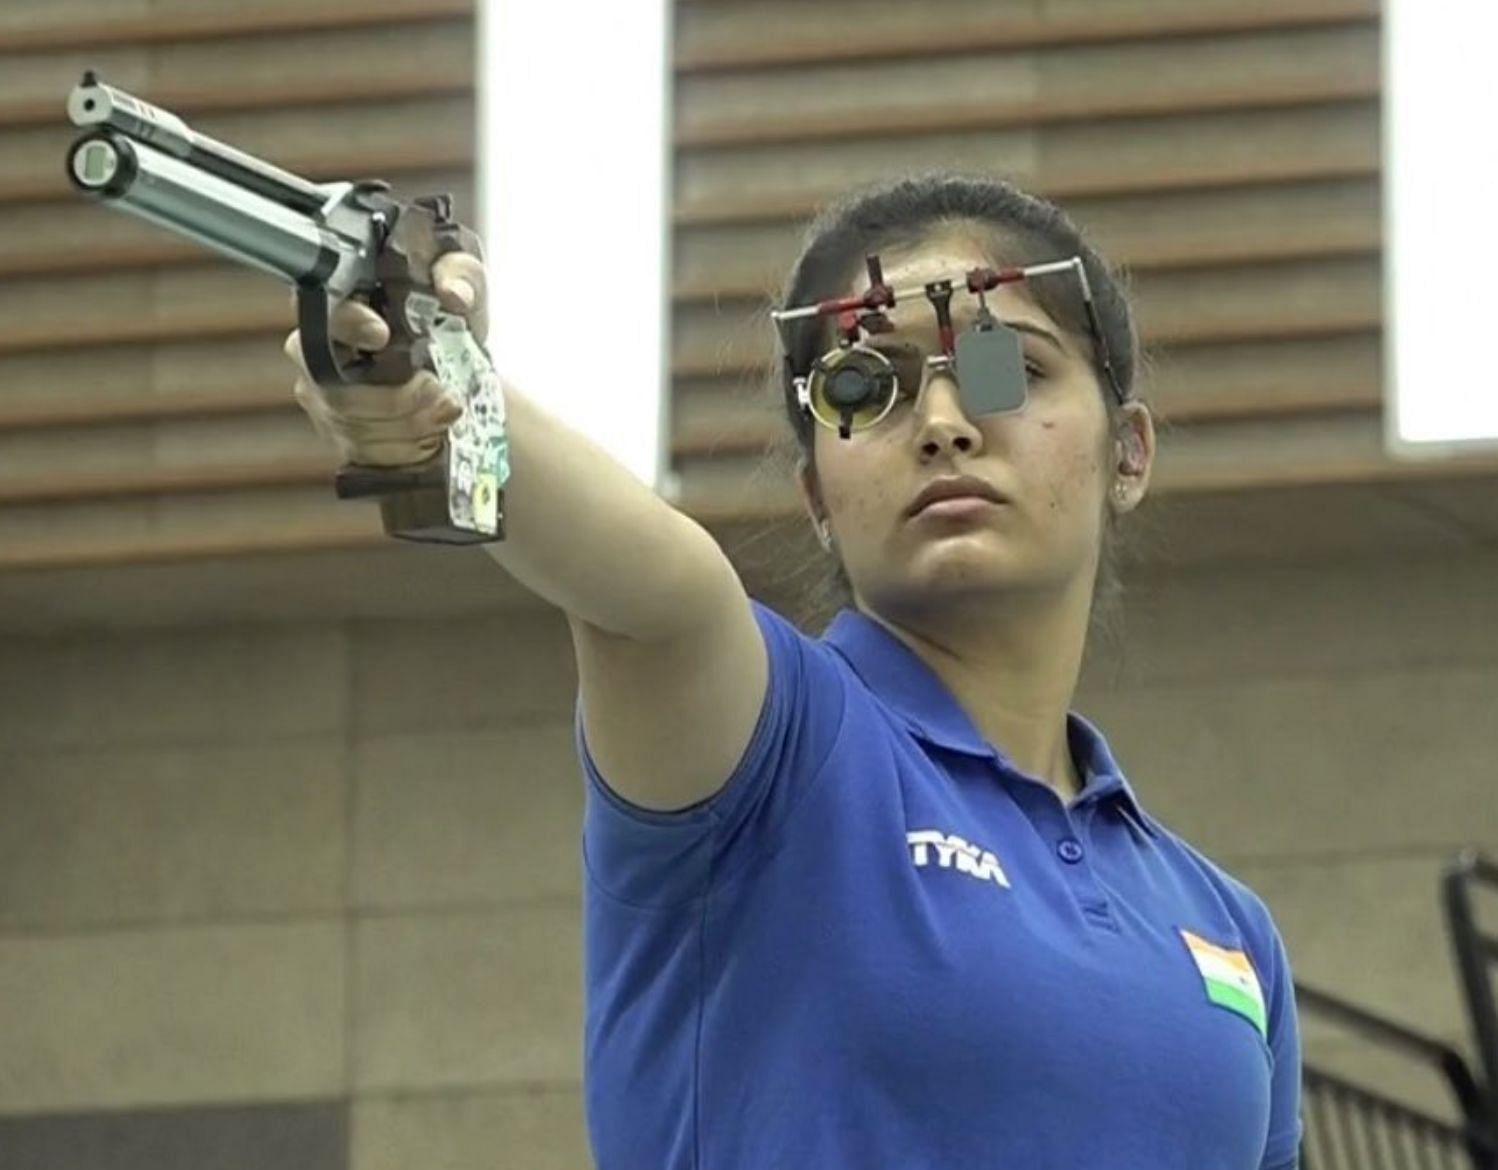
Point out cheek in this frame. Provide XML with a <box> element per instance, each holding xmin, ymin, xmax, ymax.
<box><xmin>818</xmin><ymin>438</ymin><xmax>903</xmax><ymax>525</ymax></box>
<box><xmin>1026</xmin><ymin>414</ymin><xmax>1108</xmax><ymax>518</ymax></box>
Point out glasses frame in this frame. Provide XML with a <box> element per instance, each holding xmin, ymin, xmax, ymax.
<box><xmin>771</xmin><ymin>254</ymin><xmax>1127</xmax><ymax>439</ymax></box>
<box><xmin>800</xmin><ymin>341</ymin><xmax>958</xmax><ymax>435</ymax></box>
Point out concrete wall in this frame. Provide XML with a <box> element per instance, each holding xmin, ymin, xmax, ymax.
<box><xmin>2</xmin><ymin>548</ymin><xmax>1496</xmax><ymax>1164</ymax></box>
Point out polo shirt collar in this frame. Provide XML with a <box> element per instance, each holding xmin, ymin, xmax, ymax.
<box><xmin>822</xmin><ymin>606</ymin><xmax>1158</xmax><ymax>838</ymax></box>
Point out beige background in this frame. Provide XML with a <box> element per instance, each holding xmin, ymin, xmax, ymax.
<box><xmin>4</xmin><ymin>0</ymin><xmax>1498</xmax><ymax>1165</ymax></box>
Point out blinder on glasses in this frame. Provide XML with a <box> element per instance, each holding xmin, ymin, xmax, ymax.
<box><xmin>771</xmin><ymin>255</ymin><xmax>1127</xmax><ymax>440</ymax></box>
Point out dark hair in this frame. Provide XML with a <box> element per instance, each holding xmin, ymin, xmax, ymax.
<box><xmin>753</xmin><ymin>170</ymin><xmax>1160</xmax><ymax>662</ymax></box>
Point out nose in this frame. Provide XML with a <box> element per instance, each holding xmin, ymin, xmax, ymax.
<box><xmin>912</xmin><ymin>367</ymin><xmax>983</xmax><ymax>456</ymax></box>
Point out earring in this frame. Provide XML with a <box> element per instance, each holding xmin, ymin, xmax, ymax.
<box><xmin>815</xmin><ymin>520</ymin><xmax>834</xmax><ymax>552</ymax></box>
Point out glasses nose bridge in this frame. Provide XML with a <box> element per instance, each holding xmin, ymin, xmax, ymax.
<box><xmin>911</xmin><ymin>352</ymin><xmax>962</xmax><ymax>416</ymax></box>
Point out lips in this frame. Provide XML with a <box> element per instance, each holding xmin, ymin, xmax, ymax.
<box><xmin>906</xmin><ymin>475</ymin><xmax>1006</xmax><ymax>517</ymax></box>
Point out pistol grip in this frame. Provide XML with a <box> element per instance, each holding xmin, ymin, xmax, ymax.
<box><xmin>300</xmin><ymin>282</ymin><xmax>500</xmax><ymax>544</ymax></box>
<box><xmin>334</xmin><ymin>448</ymin><xmax>503</xmax><ymax>545</ymax></box>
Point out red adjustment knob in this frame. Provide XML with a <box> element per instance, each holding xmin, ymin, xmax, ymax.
<box><xmin>966</xmin><ymin>266</ymin><xmax>998</xmax><ymax>293</ymax></box>
<box><xmin>836</xmin><ymin>309</ymin><xmax>863</xmax><ymax>343</ymax></box>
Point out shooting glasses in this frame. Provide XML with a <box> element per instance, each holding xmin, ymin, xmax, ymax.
<box><xmin>771</xmin><ymin>255</ymin><xmax>1127</xmax><ymax>440</ymax></box>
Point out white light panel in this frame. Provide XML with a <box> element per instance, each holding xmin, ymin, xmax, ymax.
<box><xmin>477</xmin><ymin>1</ymin><xmax>674</xmax><ymax>493</ymax></box>
<box><xmin>1385</xmin><ymin>0</ymin><xmax>1498</xmax><ymax>457</ymax></box>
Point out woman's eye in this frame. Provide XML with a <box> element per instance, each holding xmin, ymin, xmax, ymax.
<box><xmin>1025</xmin><ymin>361</ymin><xmax>1046</xmax><ymax>382</ymax></box>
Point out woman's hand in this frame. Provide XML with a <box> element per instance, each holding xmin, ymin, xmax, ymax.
<box><xmin>282</xmin><ymin>251</ymin><xmax>488</xmax><ymax>467</ymax></box>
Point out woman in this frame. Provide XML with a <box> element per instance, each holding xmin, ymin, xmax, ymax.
<box><xmin>285</xmin><ymin>172</ymin><xmax>1302</xmax><ymax>1169</ymax></box>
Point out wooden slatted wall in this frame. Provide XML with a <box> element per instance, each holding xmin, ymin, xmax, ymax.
<box><xmin>1</xmin><ymin>0</ymin><xmax>1494</xmax><ymax>587</ymax></box>
<box><xmin>0</xmin><ymin>0</ymin><xmax>473</xmax><ymax>574</ymax></box>
<box><xmin>667</xmin><ymin>0</ymin><xmax>1498</xmax><ymax>529</ymax></box>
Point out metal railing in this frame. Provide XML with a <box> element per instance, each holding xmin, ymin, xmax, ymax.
<box><xmin>1443</xmin><ymin>850</ymin><xmax>1498</xmax><ymax>1112</ymax></box>
<box><xmin>1444</xmin><ymin>850</ymin><xmax>1498</xmax><ymax>1150</ymax></box>
<box><xmin>1296</xmin><ymin>981</ymin><xmax>1495</xmax><ymax>1169</ymax></box>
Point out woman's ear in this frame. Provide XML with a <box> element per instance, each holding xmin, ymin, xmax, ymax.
<box><xmin>1111</xmin><ymin>403</ymin><xmax>1155</xmax><ymax>512</ymax></box>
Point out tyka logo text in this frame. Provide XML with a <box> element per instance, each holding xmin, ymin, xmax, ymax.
<box><xmin>906</xmin><ymin>830</ymin><xmax>1011</xmax><ymax>889</ymax></box>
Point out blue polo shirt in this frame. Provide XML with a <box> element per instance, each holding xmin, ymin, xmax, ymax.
<box><xmin>577</xmin><ymin>599</ymin><xmax>1302</xmax><ymax>1170</ymax></box>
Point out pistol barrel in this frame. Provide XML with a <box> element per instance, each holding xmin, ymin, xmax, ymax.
<box><xmin>67</xmin><ymin>130</ymin><xmax>344</xmax><ymax>286</ymax></box>
<box><xmin>67</xmin><ymin>74</ymin><xmax>329</xmax><ymax>216</ymax></box>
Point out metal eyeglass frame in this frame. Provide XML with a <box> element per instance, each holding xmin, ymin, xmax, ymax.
<box><xmin>771</xmin><ymin>254</ymin><xmax>1127</xmax><ymax>439</ymax></box>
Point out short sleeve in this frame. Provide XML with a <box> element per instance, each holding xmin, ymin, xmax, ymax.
<box><xmin>577</xmin><ymin>598</ymin><xmax>849</xmax><ymax>908</ymax></box>
<box><xmin>1259</xmin><ymin>917</ymin><xmax>1304</xmax><ymax>1170</ymax></box>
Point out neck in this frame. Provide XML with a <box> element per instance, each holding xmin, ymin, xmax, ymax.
<box><xmin>862</xmin><ymin>571</ymin><xmax>1094</xmax><ymax>802</ymax></box>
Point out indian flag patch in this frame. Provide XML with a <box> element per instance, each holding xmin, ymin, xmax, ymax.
<box><xmin>1179</xmin><ymin>928</ymin><xmax>1267</xmax><ymax>1040</ymax></box>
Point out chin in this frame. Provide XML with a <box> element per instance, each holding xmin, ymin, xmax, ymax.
<box><xmin>901</xmin><ymin>559</ymin><xmax>1037</xmax><ymax>600</ymax></box>
<box><xmin>898</xmin><ymin>540</ymin><xmax>1076</xmax><ymax>598</ymax></box>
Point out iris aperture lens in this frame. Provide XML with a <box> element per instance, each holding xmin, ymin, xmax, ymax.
<box><xmin>806</xmin><ymin>346</ymin><xmax>898</xmax><ymax>433</ymax></box>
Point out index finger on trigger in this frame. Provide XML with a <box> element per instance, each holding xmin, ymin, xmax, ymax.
<box><xmin>329</xmin><ymin>300</ymin><xmax>390</xmax><ymax>350</ymax></box>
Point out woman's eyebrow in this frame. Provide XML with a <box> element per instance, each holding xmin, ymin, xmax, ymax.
<box><xmin>1001</xmin><ymin>320</ymin><xmax>1066</xmax><ymax>353</ymax></box>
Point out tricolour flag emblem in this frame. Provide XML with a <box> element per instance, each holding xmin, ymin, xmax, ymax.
<box><xmin>1179</xmin><ymin>928</ymin><xmax>1267</xmax><ymax>1040</ymax></box>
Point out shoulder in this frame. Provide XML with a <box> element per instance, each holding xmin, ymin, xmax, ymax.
<box><xmin>751</xmin><ymin>598</ymin><xmax>841</xmax><ymax>670</ymax></box>
<box><xmin>1158</xmin><ymin>827</ymin><xmax>1291</xmax><ymax>980</ymax></box>
<box><xmin>750</xmin><ymin>599</ymin><xmax>884</xmax><ymax>726</ymax></box>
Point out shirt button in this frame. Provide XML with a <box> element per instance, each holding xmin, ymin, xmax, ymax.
<box><xmin>1057</xmin><ymin>838</ymin><xmax>1085</xmax><ymax>864</ymax></box>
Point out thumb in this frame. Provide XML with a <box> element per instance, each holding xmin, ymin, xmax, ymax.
<box><xmin>437</xmin><ymin>274</ymin><xmax>475</xmax><ymax>315</ymax></box>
